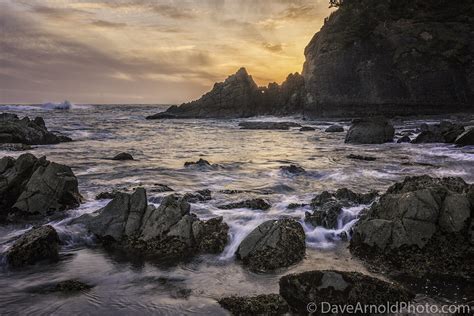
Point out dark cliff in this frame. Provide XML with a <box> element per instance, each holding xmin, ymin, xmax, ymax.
<box><xmin>303</xmin><ymin>0</ymin><xmax>474</xmax><ymax>117</ymax></box>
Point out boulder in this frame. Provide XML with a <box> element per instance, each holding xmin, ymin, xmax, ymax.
<box><xmin>236</xmin><ymin>219</ymin><xmax>305</xmax><ymax>272</ymax></box>
<box><xmin>279</xmin><ymin>270</ymin><xmax>414</xmax><ymax>314</ymax></box>
<box><xmin>305</xmin><ymin>188</ymin><xmax>378</xmax><ymax>229</ymax></box>
<box><xmin>345</xmin><ymin>118</ymin><xmax>394</xmax><ymax>144</ymax></box>
<box><xmin>412</xmin><ymin>121</ymin><xmax>465</xmax><ymax>143</ymax></box>
<box><xmin>146</xmin><ymin>68</ymin><xmax>306</xmax><ymax>119</ymax></box>
<box><xmin>6</xmin><ymin>225</ymin><xmax>60</xmax><ymax>267</ymax></box>
<box><xmin>455</xmin><ymin>128</ymin><xmax>474</xmax><ymax>146</ymax></box>
<box><xmin>218</xmin><ymin>198</ymin><xmax>271</xmax><ymax>211</ymax></box>
<box><xmin>280</xmin><ymin>164</ymin><xmax>306</xmax><ymax>174</ymax></box>
<box><xmin>0</xmin><ymin>113</ymin><xmax>72</xmax><ymax>145</ymax></box>
<box><xmin>0</xmin><ymin>154</ymin><xmax>82</xmax><ymax>222</ymax></box>
<box><xmin>112</xmin><ymin>152</ymin><xmax>134</xmax><ymax>160</ymax></box>
<box><xmin>218</xmin><ymin>294</ymin><xmax>289</xmax><ymax>315</ymax></box>
<box><xmin>71</xmin><ymin>189</ymin><xmax>229</xmax><ymax>261</ymax></box>
<box><xmin>350</xmin><ymin>175</ymin><xmax>473</xmax><ymax>276</ymax></box>
<box><xmin>325</xmin><ymin>125</ymin><xmax>344</xmax><ymax>132</ymax></box>
<box><xmin>302</xmin><ymin>1</ymin><xmax>474</xmax><ymax>117</ymax></box>
<box><xmin>238</xmin><ymin>121</ymin><xmax>301</xmax><ymax>130</ymax></box>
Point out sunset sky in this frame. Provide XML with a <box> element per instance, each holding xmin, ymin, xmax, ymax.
<box><xmin>0</xmin><ymin>0</ymin><xmax>332</xmax><ymax>104</ymax></box>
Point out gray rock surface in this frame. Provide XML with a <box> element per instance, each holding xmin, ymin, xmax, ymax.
<box><xmin>0</xmin><ymin>154</ymin><xmax>82</xmax><ymax>222</ymax></box>
<box><xmin>345</xmin><ymin>118</ymin><xmax>394</xmax><ymax>144</ymax></box>
<box><xmin>6</xmin><ymin>225</ymin><xmax>60</xmax><ymax>267</ymax></box>
<box><xmin>350</xmin><ymin>175</ymin><xmax>473</xmax><ymax>276</ymax></box>
<box><xmin>236</xmin><ymin>219</ymin><xmax>305</xmax><ymax>272</ymax></box>
<box><xmin>72</xmin><ymin>189</ymin><xmax>229</xmax><ymax>261</ymax></box>
<box><xmin>279</xmin><ymin>270</ymin><xmax>414</xmax><ymax>314</ymax></box>
<box><xmin>0</xmin><ymin>113</ymin><xmax>72</xmax><ymax>145</ymax></box>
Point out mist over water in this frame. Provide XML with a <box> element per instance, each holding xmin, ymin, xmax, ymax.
<box><xmin>0</xmin><ymin>104</ymin><xmax>473</xmax><ymax>314</ymax></box>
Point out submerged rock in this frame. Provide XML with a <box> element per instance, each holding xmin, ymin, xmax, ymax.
<box><xmin>279</xmin><ymin>270</ymin><xmax>414</xmax><ymax>314</ymax></box>
<box><xmin>112</xmin><ymin>152</ymin><xmax>134</xmax><ymax>160</ymax></box>
<box><xmin>217</xmin><ymin>198</ymin><xmax>271</xmax><ymax>211</ymax></box>
<box><xmin>412</xmin><ymin>121</ymin><xmax>465</xmax><ymax>143</ymax></box>
<box><xmin>72</xmin><ymin>189</ymin><xmax>229</xmax><ymax>261</ymax></box>
<box><xmin>0</xmin><ymin>154</ymin><xmax>82</xmax><ymax>222</ymax></box>
<box><xmin>0</xmin><ymin>113</ymin><xmax>72</xmax><ymax>145</ymax></box>
<box><xmin>345</xmin><ymin>118</ymin><xmax>394</xmax><ymax>144</ymax></box>
<box><xmin>346</xmin><ymin>154</ymin><xmax>377</xmax><ymax>161</ymax></box>
<box><xmin>350</xmin><ymin>175</ymin><xmax>473</xmax><ymax>276</ymax></box>
<box><xmin>218</xmin><ymin>294</ymin><xmax>289</xmax><ymax>315</ymax></box>
<box><xmin>236</xmin><ymin>219</ymin><xmax>305</xmax><ymax>272</ymax></box>
<box><xmin>325</xmin><ymin>125</ymin><xmax>344</xmax><ymax>133</ymax></box>
<box><xmin>455</xmin><ymin>127</ymin><xmax>474</xmax><ymax>146</ymax></box>
<box><xmin>238</xmin><ymin>121</ymin><xmax>301</xmax><ymax>130</ymax></box>
<box><xmin>280</xmin><ymin>164</ymin><xmax>306</xmax><ymax>175</ymax></box>
<box><xmin>6</xmin><ymin>225</ymin><xmax>60</xmax><ymax>268</ymax></box>
<box><xmin>146</xmin><ymin>68</ymin><xmax>306</xmax><ymax>119</ymax></box>
<box><xmin>52</xmin><ymin>280</ymin><xmax>93</xmax><ymax>293</ymax></box>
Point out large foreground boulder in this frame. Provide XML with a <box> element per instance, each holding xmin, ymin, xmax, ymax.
<box><xmin>0</xmin><ymin>113</ymin><xmax>71</xmax><ymax>145</ymax></box>
<box><xmin>350</xmin><ymin>175</ymin><xmax>473</xmax><ymax>276</ymax></box>
<box><xmin>279</xmin><ymin>270</ymin><xmax>414</xmax><ymax>314</ymax></box>
<box><xmin>72</xmin><ymin>189</ymin><xmax>229</xmax><ymax>261</ymax></box>
<box><xmin>412</xmin><ymin>121</ymin><xmax>465</xmax><ymax>143</ymax></box>
<box><xmin>345</xmin><ymin>118</ymin><xmax>394</xmax><ymax>144</ymax></box>
<box><xmin>6</xmin><ymin>225</ymin><xmax>60</xmax><ymax>267</ymax></box>
<box><xmin>0</xmin><ymin>154</ymin><xmax>82</xmax><ymax>222</ymax></box>
<box><xmin>146</xmin><ymin>68</ymin><xmax>306</xmax><ymax>119</ymax></box>
<box><xmin>218</xmin><ymin>294</ymin><xmax>289</xmax><ymax>315</ymax></box>
<box><xmin>236</xmin><ymin>219</ymin><xmax>305</xmax><ymax>272</ymax></box>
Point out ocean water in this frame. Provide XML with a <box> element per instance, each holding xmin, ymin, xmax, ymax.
<box><xmin>0</xmin><ymin>104</ymin><xmax>473</xmax><ymax>314</ymax></box>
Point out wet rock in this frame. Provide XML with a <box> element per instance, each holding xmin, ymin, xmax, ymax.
<box><xmin>0</xmin><ymin>154</ymin><xmax>82</xmax><ymax>222</ymax></box>
<box><xmin>0</xmin><ymin>143</ymin><xmax>33</xmax><ymax>151</ymax></box>
<box><xmin>350</xmin><ymin>175</ymin><xmax>473</xmax><ymax>276</ymax></box>
<box><xmin>346</xmin><ymin>154</ymin><xmax>377</xmax><ymax>161</ymax></box>
<box><xmin>325</xmin><ymin>125</ymin><xmax>344</xmax><ymax>132</ymax></box>
<box><xmin>95</xmin><ymin>190</ymin><xmax>121</xmax><ymax>200</ymax></box>
<box><xmin>0</xmin><ymin>113</ymin><xmax>72</xmax><ymax>145</ymax></box>
<box><xmin>299</xmin><ymin>126</ymin><xmax>315</xmax><ymax>131</ymax></box>
<box><xmin>182</xmin><ymin>189</ymin><xmax>211</xmax><ymax>203</ymax></box>
<box><xmin>345</xmin><ymin>118</ymin><xmax>394</xmax><ymax>144</ymax></box>
<box><xmin>112</xmin><ymin>152</ymin><xmax>134</xmax><ymax>160</ymax></box>
<box><xmin>72</xmin><ymin>189</ymin><xmax>229</xmax><ymax>261</ymax></box>
<box><xmin>6</xmin><ymin>225</ymin><xmax>60</xmax><ymax>268</ymax></box>
<box><xmin>236</xmin><ymin>219</ymin><xmax>305</xmax><ymax>272</ymax></box>
<box><xmin>218</xmin><ymin>294</ymin><xmax>289</xmax><ymax>315</ymax></box>
<box><xmin>280</xmin><ymin>164</ymin><xmax>306</xmax><ymax>174</ymax></box>
<box><xmin>52</xmin><ymin>280</ymin><xmax>93</xmax><ymax>293</ymax></box>
<box><xmin>412</xmin><ymin>121</ymin><xmax>465</xmax><ymax>144</ymax></box>
<box><xmin>455</xmin><ymin>127</ymin><xmax>474</xmax><ymax>146</ymax></box>
<box><xmin>218</xmin><ymin>198</ymin><xmax>271</xmax><ymax>211</ymax></box>
<box><xmin>397</xmin><ymin>135</ymin><xmax>411</xmax><ymax>143</ymax></box>
<box><xmin>184</xmin><ymin>158</ymin><xmax>218</xmax><ymax>170</ymax></box>
<box><xmin>238</xmin><ymin>121</ymin><xmax>301</xmax><ymax>130</ymax></box>
<box><xmin>305</xmin><ymin>188</ymin><xmax>378</xmax><ymax>229</ymax></box>
<box><xmin>279</xmin><ymin>270</ymin><xmax>414</xmax><ymax>314</ymax></box>
<box><xmin>146</xmin><ymin>68</ymin><xmax>306</xmax><ymax>119</ymax></box>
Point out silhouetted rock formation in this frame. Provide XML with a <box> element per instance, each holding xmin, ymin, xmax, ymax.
<box><xmin>303</xmin><ymin>0</ymin><xmax>474</xmax><ymax>117</ymax></box>
<box><xmin>147</xmin><ymin>68</ymin><xmax>305</xmax><ymax>119</ymax></box>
